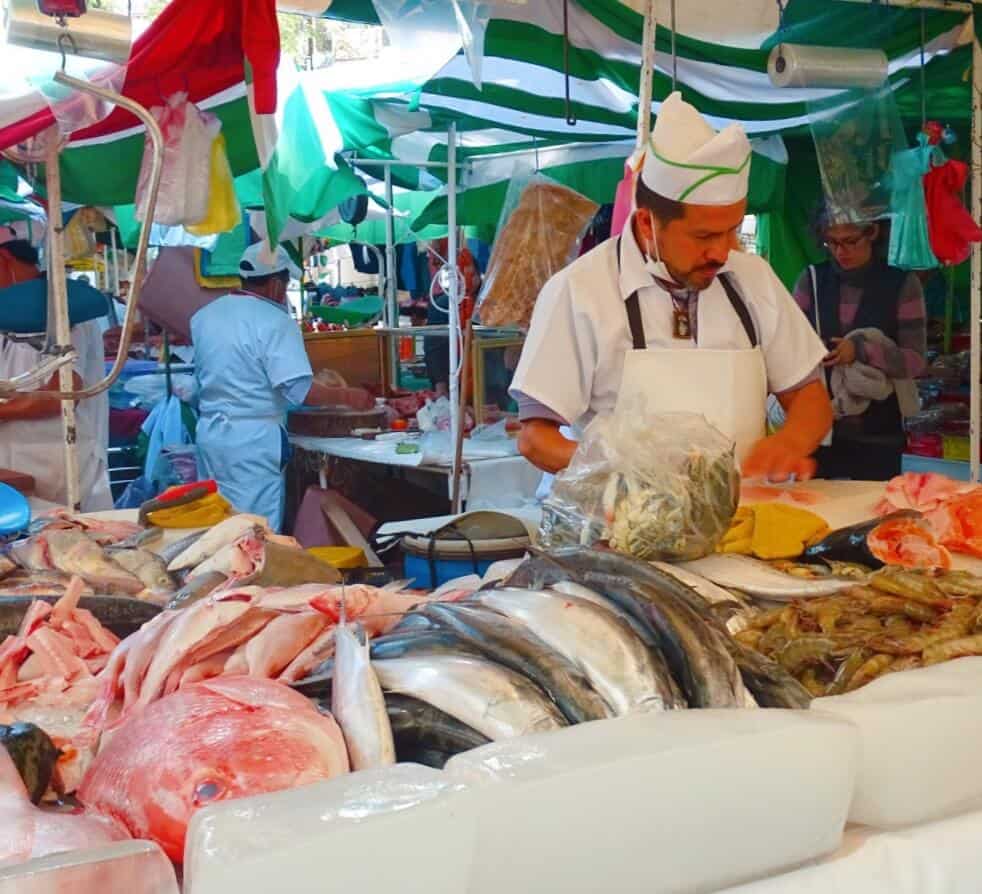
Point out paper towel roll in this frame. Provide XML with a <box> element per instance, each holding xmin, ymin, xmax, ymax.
<box><xmin>768</xmin><ymin>44</ymin><xmax>888</xmax><ymax>90</ymax></box>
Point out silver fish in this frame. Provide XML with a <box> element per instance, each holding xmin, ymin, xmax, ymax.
<box><xmin>679</xmin><ymin>554</ymin><xmax>857</xmax><ymax>601</ymax></box>
<box><xmin>333</xmin><ymin>622</ymin><xmax>395</xmax><ymax>771</ymax></box>
<box><xmin>105</xmin><ymin>548</ymin><xmax>176</xmax><ymax>594</ymax></box>
<box><xmin>373</xmin><ymin>654</ymin><xmax>566</xmax><ymax>741</ymax></box>
<box><xmin>475</xmin><ymin>588</ymin><xmax>674</xmax><ymax>715</ymax></box>
<box><xmin>43</xmin><ymin>530</ymin><xmax>144</xmax><ymax>595</ymax></box>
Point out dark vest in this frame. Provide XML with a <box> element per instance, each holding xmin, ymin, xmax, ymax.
<box><xmin>812</xmin><ymin>261</ymin><xmax>908</xmax><ymax>439</ymax></box>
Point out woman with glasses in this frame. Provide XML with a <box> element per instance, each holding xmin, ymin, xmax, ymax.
<box><xmin>792</xmin><ymin>211</ymin><xmax>927</xmax><ymax>480</ymax></box>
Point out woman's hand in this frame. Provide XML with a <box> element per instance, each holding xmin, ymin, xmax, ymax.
<box><xmin>823</xmin><ymin>337</ymin><xmax>857</xmax><ymax>367</ymax></box>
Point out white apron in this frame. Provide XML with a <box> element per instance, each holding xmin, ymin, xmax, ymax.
<box><xmin>0</xmin><ymin>323</ymin><xmax>112</xmax><ymax>511</ymax></box>
<box><xmin>615</xmin><ymin>268</ymin><xmax>767</xmax><ymax>465</ymax></box>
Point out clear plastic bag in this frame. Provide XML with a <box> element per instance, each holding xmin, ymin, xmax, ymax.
<box><xmin>476</xmin><ymin>167</ymin><xmax>598</xmax><ymax>329</ymax></box>
<box><xmin>540</xmin><ymin>409</ymin><xmax>739</xmax><ymax>561</ymax></box>
<box><xmin>135</xmin><ymin>92</ymin><xmax>219</xmax><ymax>227</ymax></box>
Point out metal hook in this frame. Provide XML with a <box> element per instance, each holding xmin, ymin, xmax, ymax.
<box><xmin>57</xmin><ymin>31</ymin><xmax>77</xmax><ymax>72</ymax></box>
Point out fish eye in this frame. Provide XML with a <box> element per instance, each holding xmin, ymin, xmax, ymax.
<box><xmin>193</xmin><ymin>780</ymin><xmax>223</xmax><ymax>805</ymax></box>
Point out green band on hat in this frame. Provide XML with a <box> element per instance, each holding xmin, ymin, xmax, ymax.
<box><xmin>678</xmin><ymin>168</ymin><xmax>746</xmax><ymax>202</ymax></box>
<box><xmin>647</xmin><ymin>139</ymin><xmax>752</xmax><ymax>177</ymax></box>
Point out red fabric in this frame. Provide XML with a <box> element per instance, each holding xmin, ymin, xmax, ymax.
<box><xmin>0</xmin><ymin>0</ymin><xmax>279</xmax><ymax>151</ymax></box>
<box><xmin>923</xmin><ymin>159</ymin><xmax>982</xmax><ymax>266</ymax></box>
<box><xmin>610</xmin><ymin>160</ymin><xmax>635</xmax><ymax>238</ymax></box>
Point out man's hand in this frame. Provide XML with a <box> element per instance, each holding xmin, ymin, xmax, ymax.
<box><xmin>823</xmin><ymin>337</ymin><xmax>857</xmax><ymax>367</ymax></box>
<box><xmin>743</xmin><ymin>431</ymin><xmax>817</xmax><ymax>483</ymax></box>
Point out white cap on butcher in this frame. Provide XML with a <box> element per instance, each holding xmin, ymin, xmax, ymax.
<box><xmin>239</xmin><ymin>242</ymin><xmax>301</xmax><ymax>280</ymax></box>
<box><xmin>640</xmin><ymin>92</ymin><xmax>752</xmax><ymax>206</ymax></box>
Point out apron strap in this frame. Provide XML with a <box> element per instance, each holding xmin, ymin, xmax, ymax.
<box><xmin>718</xmin><ymin>273</ymin><xmax>758</xmax><ymax>349</ymax></box>
<box><xmin>617</xmin><ymin>236</ymin><xmax>648</xmax><ymax>349</ymax></box>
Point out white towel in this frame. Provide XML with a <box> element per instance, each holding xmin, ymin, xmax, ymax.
<box><xmin>830</xmin><ymin>327</ymin><xmax>920</xmax><ymax>420</ymax></box>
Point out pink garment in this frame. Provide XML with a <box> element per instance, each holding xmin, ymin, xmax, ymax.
<box><xmin>610</xmin><ymin>161</ymin><xmax>635</xmax><ymax>238</ymax></box>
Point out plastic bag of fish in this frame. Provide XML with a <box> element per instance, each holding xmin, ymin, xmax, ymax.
<box><xmin>540</xmin><ymin>409</ymin><xmax>739</xmax><ymax>561</ymax></box>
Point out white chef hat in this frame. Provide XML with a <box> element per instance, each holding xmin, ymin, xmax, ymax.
<box><xmin>640</xmin><ymin>92</ymin><xmax>752</xmax><ymax>206</ymax></box>
<box><xmin>239</xmin><ymin>242</ymin><xmax>301</xmax><ymax>280</ymax></box>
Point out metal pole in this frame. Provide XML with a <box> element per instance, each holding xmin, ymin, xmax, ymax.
<box><xmin>447</xmin><ymin>123</ymin><xmax>463</xmax><ymax>513</ymax></box>
<box><xmin>971</xmin><ymin>28</ymin><xmax>981</xmax><ymax>483</ymax></box>
<box><xmin>383</xmin><ymin>163</ymin><xmax>399</xmax><ymax>388</ymax></box>
<box><xmin>637</xmin><ymin>0</ymin><xmax>657</xmax><ymax>149</ymax></box>
<box><xmin>45</xmin><ymin>139</ymin><xmax>81</xmax><ymax>510</ymax></box>
<box><xmin>0</xmin><ymin>70</ymin><xmax>164</xmax><ymax>399</ymax></box>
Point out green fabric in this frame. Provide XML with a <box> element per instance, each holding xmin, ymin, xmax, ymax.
<box><xmin>200</xmin><ymin>222</ymin><xmax>249</xmax><ymax>277</ymax></box>
<box><xmin>0</xmin><ymin>161</ymin><xmax>20</xmax><ymax>203</ymax></box>
<box><xmin>756</xmin><ymin>139</ymin><xmax>825</xmax><ymax>291</ymax></box>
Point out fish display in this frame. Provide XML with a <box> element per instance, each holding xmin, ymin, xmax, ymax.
<box><xmin>77</xmin><ymin>676</ymin><xmax>349</xmax><ymax>863</ymax></box>
<box><xmin>332</xmin><ymin>621</ymin><xmax>395</xmax><ymax>771</ymax></box>
<box><xmin>384</xmin><ymin>693</ymin><xmax>491</xmax><ymax>768</ymax></box>
<box><xmin>373</xmin><ymin>654</ymin><xmax>567</xmax><ymax>741</ymax></box>
<box><xmin>735</xmin><ymin>566</ymin><xmax>982</xmax><ymax>696</ymax></box>
<box><xmin>165</xmin><ymin>514</ymin><xmax>269</xmax><ymax>571</ymax></box>
<box><xmin>104</xmin><ymin>547</ymin><xmax>176</xmax><ymax>595</ymax></box>
<box><xmin>679</xmin><ymin>553</ymin><xmax>858</xmax><ymax>600</ymax></box>
<box><xmin>876</xmin><ymin>472</ymin><xmax>979</xmax><ymax>516</ymax></box>
<box><xmin>0</xmin><ymin>746</ymin><xmax>127</xmax><ymax>868</ymax></box>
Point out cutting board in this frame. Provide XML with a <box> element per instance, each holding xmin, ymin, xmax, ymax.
<box><xmin>741</xmin><ymin>479</ymin><xmax>982</xmax><ymax>575</ymax></box>
<box><xmin>0</xmin><ymin>468</ymin><xmax>35</xmax><ymax>496</ymax></box>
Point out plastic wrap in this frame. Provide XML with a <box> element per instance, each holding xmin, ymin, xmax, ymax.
<box><xmin>541</xmin><ymin>409</ymin><xmax>739</xmax><ymax>561</ymax></box>
<box><xmin>477</xmin><ymin>170</ymin><xmax>598</xmax><ymax>329</ymax></box>
<box><xmin>135</xmin><ymin>93</ymin><xmax>219</xmax><ymax>227</ymax></box>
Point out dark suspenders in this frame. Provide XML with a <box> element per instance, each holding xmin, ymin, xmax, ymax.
<box><xmin>617</xmin><ymin>236</ymin><xmax>758</xmax><ymax>350</ymax></box>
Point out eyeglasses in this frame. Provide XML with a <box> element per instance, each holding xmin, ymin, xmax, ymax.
<box><xmin>824</xmin><ymin>231</ymin><xmax>873</xmax><ymax>251</ymax></box>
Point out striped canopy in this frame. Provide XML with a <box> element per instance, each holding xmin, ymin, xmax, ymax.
<box><xmin>0</xmin><ymin>0</ymin><xmax>973</xmax><ymax>248</ymax></box>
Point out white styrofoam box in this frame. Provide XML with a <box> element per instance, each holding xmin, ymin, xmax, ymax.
<box><xmin>718</xmin><ymin>812</ymin><xmax>982</xmax><ymax>894</ymax></box>
<box><xmin>813</xmin><ymin>660</ymin><xmax>982</xmax><ymax>829</ymax></box>
<box><xmin>184</xmin><ymin>764</ymin><xmax>478</xmax><ymax>894</ymax></box>
<box><xmin>445</xmin><ymin>710</ymin><xmax>858</xmax><ymax>894</ymax></box>
<box><xmin>0</xmin><ymin>841</ymin><xmax>178</xmax><ymax>894</ymax></box>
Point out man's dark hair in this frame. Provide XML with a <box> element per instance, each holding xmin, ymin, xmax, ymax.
<box><xmin>635</xmin><ymin>178</ymin><xmax>686</xmax><ymax>225</ymax></box>
<box><xmin>0</xmin><ymin>239</ymin><xmax>40</xmax><ymax>268</ymax></box>
<box><xmin>241</xmin><ymin>270</ymin><xmax>290</xmax><ymax>289</ymax></box>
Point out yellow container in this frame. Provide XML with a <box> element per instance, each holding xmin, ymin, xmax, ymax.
<box><xmin>943</xmin><ymin>435</ymin><xmax>970</xmax><ymax>463</ymax></box>
<box><xmin>307</xmin><ymin>546</ymin><xmax>367</xmax><ymax>570</ymax></box>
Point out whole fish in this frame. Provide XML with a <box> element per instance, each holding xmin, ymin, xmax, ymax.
<box><xmin>585</xmin><ymin>571</ymin><xmax>751</xmax><ymax>709</ymax></box>
<box><xmin>165</xmin><ymin>571</ymin><xmax>228</xmax><ymax>610</ymax></box>
<box><xmin>546</xmin><ymin>579</ymin><xmax>660</xmax><ymax>648</ymax></box>
<box><xmin>166</xmin><ymin>515</ymin><xmax>269</xmax><ymax>572</ymax></box>
<box><xmin>291</xmin><ymin>630</ymin><xmax>478</xmax><ymax>700</ymax></box>
<box><xmin>373</xmin><ymin>654</ymin><xmax>566</xmax><ymax>741</ymax></box>
<box><xmin>679</xmin><ymin>553</ymin><xmax>856</xmax><ymax>600</ymax></box>
<box><xmin>43</xmin><ymin>530</ymin><xmax>145</xmax><ymax>595</ymax></box>
<box><xmin>112</xmin><ymin>526</ymin><xmax>165</xmax><ymax>552</ymax></box>
<box><xmin>105</xmin><ymin>548</ymin><xmax>176</xmax><ymax>594</ymax></box>
<box><xmin>78</xmin><ymin>676</ymin><xmax>349</xmax><ymax>864</ymax></box>
<box><xmin>333</xmin><ymin>622</ymin><xmax>396</xmax><ymax>771</ymax></box>
<box><xmin>422</xmin><ymin>601</ymin><xmax>611</xmax><ymax>724</ymax></box>
<box><xmin>385</xmin><ymin>692</ymin><xmax>491</xmax><ymax>758</ymax></box>
<box><xmin>0</xmin><ymin>553</ymin><xmax>17</xmax><ymax>580</ymax></box>
<box><xmin>186</xmin><ymin>534</ymin><xmax>262</xmax><ymax>580</ymax></box>
<box><xmin>474</xmin><ymin>588</ymin><xmax>675</xmax><ymax>714</ymax></box>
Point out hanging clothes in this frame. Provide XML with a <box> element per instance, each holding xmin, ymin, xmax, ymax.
<box><xmin>397</xmin><ymin>243</ymin><xmax>420</xmax><ymax>293</ymax></box>
<box><xmin>349</xmin><ymin>243</ymin><xmax>381</xmax><ymax>275</ymax></box>
<box><xmin>923</xmin><ymin>158</ymin><xmax>982</xmax><ymax>267</ymax></box>
<box><xmin>887</xmin><ymin>135</ymin><xmax>941</xmax><ymax>271</ymax></box>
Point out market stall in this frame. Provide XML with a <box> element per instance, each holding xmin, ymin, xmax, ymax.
<box><xmin>3</xmin><ymin>1</ymin><xmax>982</xmax><ymax>893</ymax></box>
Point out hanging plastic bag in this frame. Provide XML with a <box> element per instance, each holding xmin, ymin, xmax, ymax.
<box><xmin>135</xmin><ymin>93</ymin><xmax>219</xmax><ymax>227</ymax></box>
<box><xmin>477</xmin><ymin>166</ymin><xmax>598</xmax><ymax>329</ymax></box>
<box><xmin>186</xmin><ymin>133</ymin><xmax>242</xmax><ymax>236</ymax></box>
<box><xmin>540</xmin><ymin>408</ymin><xmax>739</xmax><ymax>561</ymax></box>
<box><xmin>141</xmin><ymin>394</ymin><xmax>192</xmax><ymax>480</ymax></box>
